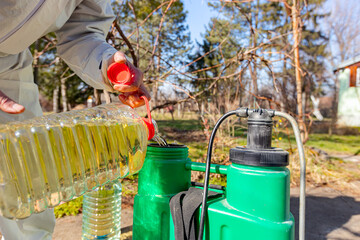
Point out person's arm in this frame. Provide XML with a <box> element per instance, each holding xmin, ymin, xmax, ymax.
<box><xmin>55</xmin><ymin>0</ymin><xmax>150</xmax><ymax>107</ymax></box>
<box><xmin>55</xmin><ymin>0</ymin><xmax>117</xmax><ymax>92</ymax></box>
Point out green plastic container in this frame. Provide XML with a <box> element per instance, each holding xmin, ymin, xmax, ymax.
<box><xmin>133</xmin><ymin>144</ymin><xmax>191</xmax><ymax>240</ymax></box>
<box><xmin>134</xmin><ymin>144</ymin><xmax>294</xmax><ymax>240</ymax></box>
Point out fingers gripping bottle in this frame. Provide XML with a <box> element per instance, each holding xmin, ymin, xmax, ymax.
<box><xmin>0</xmin><ymin>100</ymin><xmax>155</xmax><ymax>220</ymax></box>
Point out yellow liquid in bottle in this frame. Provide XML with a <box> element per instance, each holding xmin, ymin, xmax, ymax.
<box><xmin>0</xmin><ymin>132</ymin><xmax>29</xmax><ymax>219</ymax></box>
<box><xmin>96</xmin><ymin>124</ymin><xmax>113</xmax><ymax>180</ymax></box>
<box><xmin>61</xmin><ymin>126</ymin><xmax>86</xmax><ymax>196</ymax></box>
<box><xmin>123</xmin><ymin>120</ymin><xmax>147</xmax><ymax>174</ymax></box>
<box><xmin>47</xmin><ymin>126</ymin><xmax>74</xmax><ymax>201</ymax></box>
<box><xmin>74</xmin><ymin>124</ymin><xmax>98</xmax><ymax>189</ymax></box>
<box><xmin>107</xmin><ymin>121</ymin><xmax>128</xmax><ymax>179</ymax></box>
<box><xmin>31</xmin><ymin>126</ymin><xmax>61</xmax><ymax>207</ymax></box>
<box><xmin>14</xmin><ymin>127</ymin><xmax>47</xmax><ymax>213</ymax></box>
<box><xmin>87</xmin><ymin>123</ymin><xmax>109</xmax><ymax>185</ymax></box>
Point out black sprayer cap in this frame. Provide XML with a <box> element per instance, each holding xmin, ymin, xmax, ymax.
<box><xmin>247</xmin><ymin>109</ymin><xmax>273</xmax><ymax>149</ymax></box>
<box><xmin>230</xmin><ymin>109</ymin><xmax>289</xmax><ymax>167</ymax></box>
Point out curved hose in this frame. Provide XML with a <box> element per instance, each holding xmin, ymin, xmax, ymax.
<box><xmin>274</xmin><ymin>111</ymin><xmax>306</xmax><ymax>240</ymax></box>
<box><xmin>197</xmin><ymin>110</ymin><xmax>238</xmax><ymax>240</ymax></box>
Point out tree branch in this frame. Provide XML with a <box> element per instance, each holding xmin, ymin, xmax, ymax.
<box><xmin>113</xmin><ymin>21</ymin><xmax>138</xmax><ymax>67</ymax></box>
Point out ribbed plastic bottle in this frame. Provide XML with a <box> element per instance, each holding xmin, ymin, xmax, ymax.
<box><xmin>0</xmin><ymin>102</ymin><xmax>154</xmax><ymax>220</ymax></box>
<box><xmin>82</xmin><ymin>180</ymin><xmax>122</xmax><ymax>240</ymax></box>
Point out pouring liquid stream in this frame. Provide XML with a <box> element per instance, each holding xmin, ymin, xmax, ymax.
<box><xmin>150</xmin><ymin>119</ymin><xmax>168</xmax><ymax>147</ymax></box>
<box><xmin>152</xmin><ymin>134</ymin><xmax>168</xmax><ymax>146</ymax></box>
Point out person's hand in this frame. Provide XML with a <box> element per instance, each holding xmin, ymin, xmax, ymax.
<box><xmin>108</xmin><ymin>52</ymin><xmax>151</xmax><ymax>108</ymax></box>
<box><xmin>0</xmin><ymin>90</ymin><xmax>25</xmax><ymax>114</ymax></box>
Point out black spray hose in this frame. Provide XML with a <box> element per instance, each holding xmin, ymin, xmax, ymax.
<box><xmin>197</xmin><ymin>110</ymin><xmax>238</xmax><ymax>240</ymax></box>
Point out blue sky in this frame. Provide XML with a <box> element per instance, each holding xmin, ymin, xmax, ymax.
<box><xmin>182</xmin><ymin>0</ymin><xmax>344</xmax><ymax>45</ymax></box>
<box><xmin>183</xmin><ymin>0</ymin><xmax>215</xmax><ymax>44</ymax></box>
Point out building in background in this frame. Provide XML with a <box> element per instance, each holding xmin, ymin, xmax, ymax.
<box><xmin>334</xmin><ymin>56</ymin><xmax>360</xmax><ymax>127</ymax></box>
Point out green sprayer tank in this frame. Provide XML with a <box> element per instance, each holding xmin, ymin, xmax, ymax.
<box><xmin>133</xmin><ymin>144</ymin><xmax>191</xmax><ymax>240</ymax></box>
<box><xmin>133</xmin><ymin>108</ymin><xmax>306</xmax><ymax>240</ymax></box>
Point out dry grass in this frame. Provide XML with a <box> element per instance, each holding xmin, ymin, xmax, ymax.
<box><xmin>289</xmin><ymin>147</ymin><xmax>360</xmax><ymax>194</ymax></box>
<box><xmin>186</xmin><ymin>136</ymin><xmax>360</xmax><ymax>194</ymax></box>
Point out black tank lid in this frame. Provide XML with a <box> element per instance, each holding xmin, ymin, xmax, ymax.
<box><xmin>230</xmin><ymin>147</ymin><xmax>289</xmax><ymax>167</ymax></box>
<box><xmin>230</xmin><ymin>109</ymin><xmax>289</xmax><ymax>167</ymax></box>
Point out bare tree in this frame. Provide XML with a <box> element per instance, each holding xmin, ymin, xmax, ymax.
<box><xmin>327</xmin><ymin>0</ymin><xmax>360</xmax><ymax>64</ymax></box>
<box><xmin>291</xmin><ymin>0</ymin><xmax>306</xmax><ymax>142</ymax></box>
<box><xmin>33</xmin><ymin>0</ymin><xmax>327</xmax><ymax>142</ymax></box>
<box><xmin>53</xmin><ymin>86</ymin><xmax>60</xmax><ymax>113</ymax></box>
<box><xmin>60</xmin><ymin>77</ymin><xmax>68</xmax><ymax>112</ymax></box>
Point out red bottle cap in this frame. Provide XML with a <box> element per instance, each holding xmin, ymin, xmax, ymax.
<box><xmin>107</xmin><ymin>62</ymin><xmax>134</xmax><ymax>85</ymax></box>
<box><xmin>141</xmin><ymin>96</ymin><xmax>155</xmax><ymax>140</ymax></box>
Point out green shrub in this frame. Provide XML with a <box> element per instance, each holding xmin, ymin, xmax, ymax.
<box><xmin>54</xmin><ymin>196</ymin><xmax>83</xmax><ymax>218</ymax></box>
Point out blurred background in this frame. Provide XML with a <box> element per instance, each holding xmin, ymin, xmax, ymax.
<box><xmin>27</xmin><ymin>1</ymin><xmax>360</xmax><ymax>238</ymax></box>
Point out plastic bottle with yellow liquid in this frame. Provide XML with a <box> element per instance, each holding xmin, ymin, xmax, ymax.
<box><xmin>0</xmin><ymin>95</ymin><xmax>156</xmax><ymax>220</ymax></box>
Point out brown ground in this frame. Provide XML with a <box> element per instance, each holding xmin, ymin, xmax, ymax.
<box><xmin>291</xmin><ymin>186</ymin><xmax>360</xmax><ymax>240</ymax></box>
<box><xmin>50</xmin><ymin>185</ymin><xmax>360</xmax><ymax>240</ymax></box>
<box><xmin>161</xmin><ymin>127</ymin><xmax>207</xmax><ymax>142</ymax></box>
<box><xmin>0</xmin><ymin>186</ymin><xmax>358</xmax><ymax>240</ymax></box>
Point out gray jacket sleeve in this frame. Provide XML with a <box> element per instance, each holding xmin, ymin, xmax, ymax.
<box><xmin>55</xmin><ymin>0</ymin><xmax>117</xmax><ymax>91</ymax></box>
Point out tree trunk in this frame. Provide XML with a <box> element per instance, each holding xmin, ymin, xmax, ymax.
<box><xmin>33</xmin><ymin>40</ymin><xmax>39</xmax><ymax>85</ymax></box>
<box><xmin>226</xmin><ymin>80</ymin><xmax>231</xmax><ymax>112</ymax></box>
<box><xmin>249</xmin><ymin>0</ymin><xmax>259</xmax><ymax>108</ymax></box>
<box><xmin>60</xmin><ymin>77</ymin><xmax>68</xmax><ymax>112</ymax></box>
<box><xmin>153</xmin><ymin>44</ymin><xmax>161</xmax><ymax>108</ymax></box>
<box><xmin>103</xmin><ymin>90</ymin><xmax>111</xmax><ymax>104</ymax></box>
<box><xmin>152</xmin><ymin>82</ymin><xmax>158</xmax><ymax>107</ymax></box>
<box><xmin>177</xmin><ymin>104</ymin><xmax>181</xmax><ymax>118</ymax></box>
<box><xmin>94</xmin><ymin>89</ymin><xmax>101</xmax><ymax>106</ymax></box>
<box><xmin>201</xmin><ymin>101</ymin><xmax>204</xmax><ymax>115</ymax></box>
<box><xmin>292</xmin><ymin>0</ymin><xmax>307</xmax><ymax>142</ymax></box>
<box><xmin>329</xmin><ymin>75</ymin><xmax>339</xmax><ymax>135</ymax></box>
<box><xmin>53</xmin><ymin>85</ymin><xmax>60</xmax><ymax>113</ymax></box>
<box><xmin>281</xmin><ymin>53</ymin><xmax>289</xmax><ymax>112</ymax></box>
<box><xmin>238</xmin><ymin>71</ymin><xmax>243</xmax><ymax>108</ymax></box>
<box><xmin>249</xmin><ymin>64</ymin><xmax>258</xmax><ymax>107</ymax></box>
